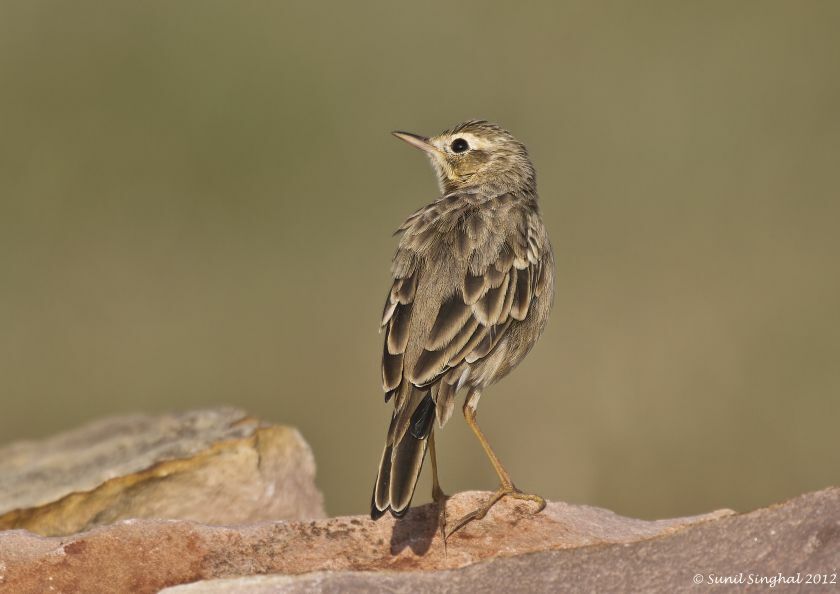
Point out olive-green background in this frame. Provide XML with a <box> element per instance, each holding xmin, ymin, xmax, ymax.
<box><xmin>2</xmin><ymin>1</ymin><xmax>838</xmax><ymax>519</ymax></box>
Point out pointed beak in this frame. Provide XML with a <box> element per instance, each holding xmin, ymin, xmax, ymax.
<box><xmin>392</xmin><ymin>131</ymin><xmax>438</xmax><ymax>154</ymax></box>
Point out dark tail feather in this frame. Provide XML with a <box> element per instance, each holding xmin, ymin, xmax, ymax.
<box><xmin>370</xmin><ymin>393</ymin><xmax>436</xmax><ymax>519</ymax></box>
<box><xmin>370</xmin><ymin>442</ymin><xmax>392</xmax><ymax>520</ymax></box>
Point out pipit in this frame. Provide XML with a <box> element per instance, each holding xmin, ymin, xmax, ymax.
<box><xmin>370</xmin><ymin>120</ymin><xmax>555</xmax><ymax>538</ymax></box>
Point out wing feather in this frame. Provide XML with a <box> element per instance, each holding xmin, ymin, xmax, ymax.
<box><xmin>463</xmin><ymin>271</ymin><xmax>487</xmax><ymax>304</ymax></box>
<box><xmin>381</xmin><ymin>192</ymin><xmax>547</xmax><ymax>441</ymax></box>
<box><xmin>474</xmin><ymin>271</ymin><xmax>510</xmax><ymax>326</ymax></box>
<box><xmin>498</xmin><ymin>268</ymin><xmax>517</xmax><ymax>325</ymax></box>
<box><xmin>510</xmin><ymin>266</ymin><xmax>532</xmax><ymax>321</ymax></box>
<box><xmin>386</xmin><ymin>302</ymin><xmax>412</xmax><ymax>354</ymax></box>
<box><xmin>382</xmin><ymin>340</ymin><xmax>403</xmax><ymax>392</ymax></box>
<box><xmin>427</xmin><ymin>294</ymin><xmax>473</xmax><ymax>351</ymax></box>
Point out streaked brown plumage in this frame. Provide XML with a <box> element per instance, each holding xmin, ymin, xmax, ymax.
<box><xmin>371</xmin><ymin>120</ymin><xmax>555</xmax><ymax>536</ymax></box>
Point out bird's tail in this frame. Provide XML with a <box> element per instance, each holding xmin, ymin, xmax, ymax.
<box><xmin>371</xmin><ymin>393</ymin><xmax>436</xmax><ymax>519</ymax></box>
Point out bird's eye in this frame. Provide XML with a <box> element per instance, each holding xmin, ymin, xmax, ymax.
<box><xmin>450</xmin><ymin>138</ymin><xmax>469</xmax><ymax>153</ymax></box>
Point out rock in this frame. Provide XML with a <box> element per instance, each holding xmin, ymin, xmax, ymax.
<box><xmin>1</xmin><ymin>410</ymin><xmax>837</xmax><ymax>593</ymax></box>
<box><xmin>0</xmin><ymin>408</ymin><xmax>325</xmax><ymax>536</ymax></box>
<box><xmin>161</xmin><ymin>484</ymin><xmax>840</xmax><ymax>594</ymax></box>
<box><xmin>0</xmin><ymin>485</ymin><xmax>787</xmax><ymax>594</ymax></box>
<box><xmin>2</xmin><ymin>489</ymin><xmax>838</xmax><ymax>594</ymax></box>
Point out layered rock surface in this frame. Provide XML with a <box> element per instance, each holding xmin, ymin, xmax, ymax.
<box><xmin>0</xmin><ymin>408</ymin><xmax>324</xmax><ymax>536</ymax></box>
<box><xmin>1</xmin><ymin>409</ymin><xmax>837</xmax><ymax>593</ymax></box>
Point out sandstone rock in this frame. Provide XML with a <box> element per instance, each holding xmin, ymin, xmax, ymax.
<box><xmin>2</xmin><ymin>488</ymin><xmax>838</xmax><ymax>593</ymax></box>
<box><xmin>1</xmin><ymin>410</ymin><xmax>837</xmax><ymax>593</ymax></box>
<box><xmin>162</xmin><ymin>483</ymin><xmax>840</xmax><ymax>594</ymax></box>
<box><xmin>0</xmin><ymin>488</ymin><xmax>737</xmax><ymax>594</ymax></box>
<box><xmin>0</xmin><ymin>408</ymin><xmax>325</xmax><ymax>536</ymax></box>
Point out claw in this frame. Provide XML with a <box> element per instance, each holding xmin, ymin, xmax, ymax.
<box><xmin>432</xmin><ymin>485</ymin><xmax>449</xmax><ymax>555</ymax></box>
<box><xmin>446</xmin><ymin>486</ymin><xmax>545</xmax><ymax>539</ymax></box>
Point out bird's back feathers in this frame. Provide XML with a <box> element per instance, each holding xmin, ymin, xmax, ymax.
<box><xmin>371</xmin><ymin>188</ymin><xmax>554</xmax><ymax>519</ymax></box>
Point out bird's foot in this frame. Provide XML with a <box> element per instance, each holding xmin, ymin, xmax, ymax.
<box><xmin>432</xmin><ymin>484</ymin><xmax>449</xmax><ymax>553</ymax></box>
<box><xmin>446</xmin><ymin>484</ymin><xmax>545</xmax><ymax>539</ymax></box>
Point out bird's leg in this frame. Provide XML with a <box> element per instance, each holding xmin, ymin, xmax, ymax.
<box><xmin>428</xmin><ymin>430</ymin><xmax>449</xmax><ymax>548</ymax></box>
<box><xmin>447</xmin><ymin>392</ymin><xmax>546</xmax><ymax>538</ymax></box>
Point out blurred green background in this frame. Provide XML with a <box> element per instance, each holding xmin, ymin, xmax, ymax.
<box><xmin>1</xmin><ymin>1</ymin><xmax>838</xmax><ymax>520</ymax></box>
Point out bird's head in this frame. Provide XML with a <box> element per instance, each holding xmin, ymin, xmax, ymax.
<box><xmin>392</xmin><ymin>120</ymin><xmax>536</xmax><ymax>194</ymax></box>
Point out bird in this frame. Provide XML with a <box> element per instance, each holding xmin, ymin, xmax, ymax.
<box><xmin>370</xmin><ymin>120</ymin><xmax>555</xmax><ymax>537</ymax></box>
